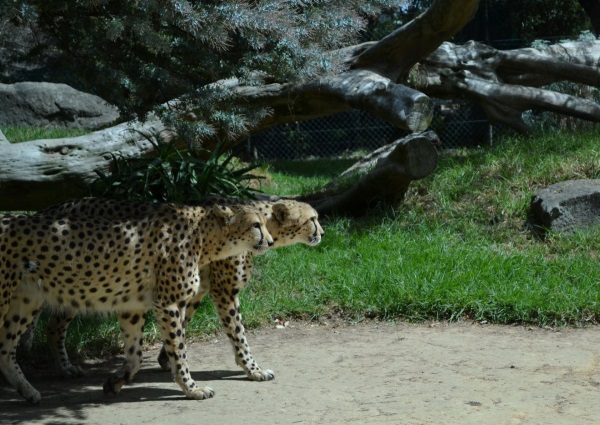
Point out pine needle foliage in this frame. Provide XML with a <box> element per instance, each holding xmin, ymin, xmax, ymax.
<box><xmin>11</xmin><ymin>0</ymin><xmax>396</xmax><ymax>145</ymax></box>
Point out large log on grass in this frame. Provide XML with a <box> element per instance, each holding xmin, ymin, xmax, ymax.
<box><xmin>298</xmin><ymin>131</ymin><xmax>439</xmax><ymax>217</ymax></box>
<box><xmin>413</xmin><ymin>40</ymin><xmax>600</xmax><ymax>132</ymax></box>
<box><xmin>0</xmin><ymin>118</ymin><xmax>176</xmax><ymax>211</ymax></box>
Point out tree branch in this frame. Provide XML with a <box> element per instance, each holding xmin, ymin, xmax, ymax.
<box><xmin>459</xmin><ymin>74</ymin><xmax>600</xmax><ymax>132</ymax></box>
<box><xmin>229</xmin><ymin>70</ymin><xmax>433</xmax><ymax>136</ymax></box>
<box><xmin>10</xmin><ymin>0</ymin><xmax>600</xmax><ymax>212</ymax></box>
<box><xmin>298</xmin><ymin>131</ymin><xmax>439</xmax><ymax>217</ymax></box>
<box><xmin>351</xmin><ymin>0</ymin><xmax>480</xmax><ymax>80</ymax></box>
<box><xmin>416</xmin><ymin>40</ymin><xmax>600</xmax><ymax>130</ymax></box>
<box><xmin>0</xmin><ymin>118</ymin><xmax>176</xmax><ymax>211</ymax></box>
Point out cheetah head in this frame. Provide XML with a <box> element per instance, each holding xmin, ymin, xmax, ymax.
<box><xmin>270</xmin><ymin>201</ymin><xmax>324</xmax><ymax>247</ymax></box>
<box><xmin>213</xmin><ymin>204</ymin><xmax>274</xmax><ymax>255</ymax></box>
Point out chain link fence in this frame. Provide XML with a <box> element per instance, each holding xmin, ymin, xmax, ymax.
<box><xmin>238</xmin><ymin>100</ymin><xmax>510</xmax><ymax>161</ymax></box>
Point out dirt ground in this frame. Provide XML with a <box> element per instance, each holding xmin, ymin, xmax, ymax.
<box><xmin>2</xmin><ymin>320</ymin><xmax>600</xmax><ymax>425</ymax></box>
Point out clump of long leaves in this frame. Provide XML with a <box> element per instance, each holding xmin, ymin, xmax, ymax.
<box><xmin>91</xmin><ymin>130</ymin><xmax>262</xmax><ymax>203</ymax></box>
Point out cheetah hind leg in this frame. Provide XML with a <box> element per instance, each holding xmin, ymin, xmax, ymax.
<box><xmin>103</xmin><ymin>311</ymin><xmax>147</xmax><ymax>396</ymax></box>
<box><xmin>46</xmin><ymin>311</ymin><xmax>85</xmax><ymax>378</ymax></box>
<box><xmin>0</xmin><ymin>283</ymin><xmax>45</xmax><ymax>404</ymax></box>
<box><xmin>17</xmin><ymin>309</ymin><xmax>39</xmax><ymax>353</ymax></box>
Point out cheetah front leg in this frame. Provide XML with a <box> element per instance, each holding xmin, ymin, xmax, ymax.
<box><xmin>46</xmin><ymin>310</ymin><xmax>85</xmax><ymax>378</ymax></box>
<box><xmin>153</xmin><ymin>299</ymin><xmax>214</xmax><ymax>400</ymax></box>
<box><xmin>209</xmin><ymin>280</ymin><xmax>275</xmax><ymax>382</ymax></box>
<box><xmin>156</xmin><ymin>280</ymin><xmax>210</xmax><ymax>372</ymax></box>
<box><xmin>103</xmin><ymin>311</ymin><xmax>147</xmax><ymax>395</ymax></box>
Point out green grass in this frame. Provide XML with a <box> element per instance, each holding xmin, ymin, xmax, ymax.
<box><xmin>221</xmin><ymin>129</ymin><xmax>600</xmax><ymax>327</ymax></box>
<box><xmin>1</xmin><ymin>126</ymin><xmax>90</xmax><ymax>143</ymax></box>
<box><xmin>29</xmin><ymin>129</ymin><xmax>600</xmax><ymax>357</ymax></box>
<box><xmin>258</xmin><ymin>158</ymin><xmax>356</xmax><ymax>196</ymax></box>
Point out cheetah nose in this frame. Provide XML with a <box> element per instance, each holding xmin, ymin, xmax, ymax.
<box><xmin>268</xmin><ymin>240</ymin><xmax>274</xmax><ymax>247</ymax></box>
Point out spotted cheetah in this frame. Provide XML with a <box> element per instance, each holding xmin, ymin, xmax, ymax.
<box><xmin>36</xmin><ymin>196</ymin><xmax>323</xmax><ymax>383</ymax></box>
<box><xmin>0</xmin><ymin>200</ymin><xmax>274</xmax><ymax>404</ymax></box>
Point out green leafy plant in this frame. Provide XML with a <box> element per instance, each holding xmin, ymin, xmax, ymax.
<box><xmin>91</xmin><ymin>130</ymin><xmax>263</xmax><ymax>203</ymax></box>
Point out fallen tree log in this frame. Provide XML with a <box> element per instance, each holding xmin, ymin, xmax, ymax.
<box><xmin>0</xmin><ymin>118</ymin><xmax>176</xmax><ymax>211</ymax></box>
<box><xmin>222</xmin><ymin>69</ymin><xmax>434</xmax><ymax>136</ymax></box>
<box><xmin>297</xmin><ymin>131</ymin><xmax>439</xmax><ymax>217</ymax></box>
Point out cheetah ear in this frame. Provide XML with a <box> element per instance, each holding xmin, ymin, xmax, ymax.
<box><xmin>273</xmin><ymin>202</ymin><xmax>303</xmax><ymax>226</ymax></box>
<box><xmin>272</xmin><ymin>202</ymin><xmax>290</xmax><ymax>224</ymax></box>
<box><xmin>212</xmin><ymin>204</ymin><xmax>235</xmax><ymax>225</ymax></box>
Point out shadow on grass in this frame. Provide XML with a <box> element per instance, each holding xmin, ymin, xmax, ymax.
<box><xmin>268</xmin><ymin>158</ymin><xmax>356</xmax><ymax>178</ymax></box>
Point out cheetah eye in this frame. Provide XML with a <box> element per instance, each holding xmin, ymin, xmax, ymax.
<box><xmin>253</xmin><ymin>222</ymin><xmax>261</xmax><ymax>229</ymax></box>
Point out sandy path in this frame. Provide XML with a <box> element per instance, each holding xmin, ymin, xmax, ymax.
<box><xmin>2</xmin><ymin>321</ymin><xmax>600</xmax><ymax>424</ymax></box>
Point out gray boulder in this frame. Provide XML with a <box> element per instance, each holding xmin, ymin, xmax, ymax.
<box><xmin>529</xmin><ymin>179</ymin><xmax>600</xmax><ymax>236</ymax></box>
<box><xmin>0</xmin><ymin>82</ymin><xmax>120</xmax><ymax>129</ymax></box>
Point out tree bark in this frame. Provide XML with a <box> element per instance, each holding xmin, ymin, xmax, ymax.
<box><xmin>0</xmin><ymin>0</ymin><xmax>478</xmax><ymax>211</ymax></box>
<box><xmin>214</xmin><ymin>69</ymin><xmax>434</xmax><ymax>136</ymax></box>
<box><xmin>297</xmin><ymin>131</ymin><xmax>439</xmax><ymax>217</ymax></box>
<box><xmin>350</xmin><ymin>0</ymin><xmax>480</xmax><ymax>81</ymax></box>
<box><xmin>188</xmin><ymin>0</ymin><xmax>480</xmax><ymax>139</ymax></box>
<box><xmin>0</xmin><ymin>118</ymin><xmax>176</xmax><ymax>211</ymax></box>
<box><xmin>413</xmin><ymin>40</ymin><xmax>600</xmax><ymax>131</ymax></box>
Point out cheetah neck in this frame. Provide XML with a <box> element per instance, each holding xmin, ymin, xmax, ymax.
<box><xmin>194</xmin><ymin>214</ymin><xmax>240</xmax><ymax>267</ymax></box>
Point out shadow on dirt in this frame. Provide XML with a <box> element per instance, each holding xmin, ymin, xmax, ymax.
<box><xmin>0</xmin><ymin>356</ymin><xmax>243</xmax><ymax>424</ymax></box>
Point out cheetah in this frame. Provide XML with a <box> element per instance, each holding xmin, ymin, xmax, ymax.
<box><xmin>0</xmin><ymin>200</ymin><xmax>274</xmax><ymax>404</ymax></box>
<box><xmin>35</xmin><ymin>196</ymin><xmax>324</xmax><ymax>383</ymax></box>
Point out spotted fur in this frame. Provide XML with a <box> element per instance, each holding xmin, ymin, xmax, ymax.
<box><xmin>0</xmin><ymin>199</ymin><xmax>273</xmax><ymax>404</ymax></box>
<box><xmin>36</xmin><ymin>196</ymin><xmax>323</xmax><ymax>383</ymax></box>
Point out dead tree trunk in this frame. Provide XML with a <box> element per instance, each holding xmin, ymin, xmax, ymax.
<box><xmin>298</xmin><ymin>131</ymin><xmax>439</xmax><ymax>217</ymax></box>
<box><xmin>0</xmin><ymin>118</ymin><xmax>176</xmax><ymax>211</ymax></box>
<box><xmin>4</xmin><ymin>0</ymin><xmax>600</xmax><ymax>214</ymax></box>
<box><xmin>198</xmin><ymin>69</ymin><xmax>434</xmax><ymax>137</ymax></box>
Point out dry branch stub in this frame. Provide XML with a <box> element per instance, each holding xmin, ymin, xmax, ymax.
<box><xmin>299</xmin><ymin>131</ymin><xmax>439</xmax><ymax>217</ymax></box>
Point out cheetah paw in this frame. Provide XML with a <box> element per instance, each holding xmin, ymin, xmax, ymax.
<box><xmin>60</xmin><ymin>364</ymin><xmax>85</xmax><ymax>378</ymax></box>
<box><xmin>248</xmin><ymin>369</ymin><xmax>275</xmax><ymax>381</ymax></box>
<box><xmin>185</xmin><ymin>386</ymin><xmax>215</xmax><ymax>400</ymax></box>
<box><xmin>103</xmin><ymin>375</ymin><xmax>126</xmax><ymax>396</ymax></box>
<box><xmin>18</xmin><ymin>385</ymin><xmax>41</xmax><ymax>405</ymax></box>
